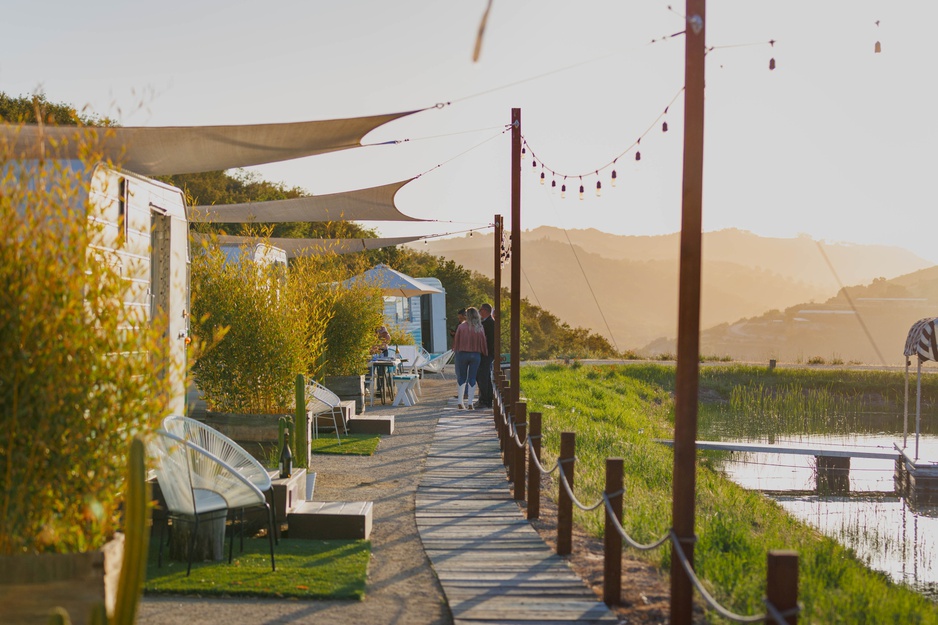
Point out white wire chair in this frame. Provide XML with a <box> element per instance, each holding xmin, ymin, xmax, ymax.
<box><xmin>147</xmin><ymin>430</ymin><xmax>276</xmax><ymax>576</ymax></box>
<box><xmin>305</xmin><ymin>380</ymin><xmax>347</xmax><ymax>441</ymax></box>
<box><xmin>162</xmin><ymin>415</ymin><xmax>279</xmax><ymax>544</ymax></box>
<box><xmin>417</xmin><ymin>349</ymin><xmax>454</xmax><ymax>380</ymax></box>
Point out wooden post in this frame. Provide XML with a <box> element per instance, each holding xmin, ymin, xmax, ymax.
<box><xmin>510</xmin><ymin>108</ymin><xmax>522</xmax><ymax>409</ymax></box>
<box><xmin>766</xmin><ymin>551</ymin><xmax>799</xmax><ymax>625</ymax></box>
<box><xmin>494</xmin><ymin>214</ymin><xmax>502</xmax><ymax>371</ymax></box>
<box><xmin>671</xmin><ymin>1</ymin><xmax>706</xmax><ymax>623</ymax></box>
<box><xmin>514</xmin><ymin>403</ymin><xmax>527</xmax><ymax>501</ymax></box>
<box><xmin>501</xmin><ymin>381</ymin><xmax>511</xmax><ymax>468</ymax></box>
<box><xmin>603</xmin><ymin>458</ymin><xmax>624</xmax><ymax>606</ymax></box>
<box><xmin>557</xmin><ymin>431</ymin><xmax>575</xmax><ymax>555</ymax></box>
<box><xmin>527</xmin><ymin>411</ymin><xmax>542</xmax><ymax>520</ymax></box>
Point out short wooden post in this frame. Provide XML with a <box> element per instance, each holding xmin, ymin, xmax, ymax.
<box><xmin>557</xmin><ymin>431</ymin><xmax>576</xmax><ymax>555</ymax></box>
<box><xmin>603</xmin><ymin>458</ymin><xmax>624</xmax><ymax>606</ymax></box>
<box><xmin>506</xmin><ymin>404</ymin><xmax>516</xmax><ymax>482</ymax></box>
<box><xmin>514</xmin><ymin>403</ymin><xmax>527</xmax><ymax>501</ymax></box>
<box><xmin>502</xmin><ymin>382</ymin><xmax>511</xmax><ymax>469</ymax></box>
<box><xmin>766</xmin><ymin>550</ymin><xmax>799</xmax><ymax>625</ymax></box>
<box><xmin>527</xmin><ymin>412</ymin><xmax>542</xmax><ymax>519</ymax></box>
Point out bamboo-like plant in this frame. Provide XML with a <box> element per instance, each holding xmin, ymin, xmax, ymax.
<box><xmin>0</xmin><ymin>134</ymin><xmax>167</xmax><ymax>555</ymax></box>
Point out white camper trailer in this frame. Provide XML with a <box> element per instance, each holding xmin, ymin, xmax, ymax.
<box><xmin>86</xmin><ymin>163</ymin><xmax>191</xmax><ymax>414</ymax></box>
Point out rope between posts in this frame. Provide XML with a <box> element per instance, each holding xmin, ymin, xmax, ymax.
<box><xmin>668</xmin><ymin>531</ymin><xmax>799</xmax><ymax>624</ymax></box>
<box><xmin>556</xmin><ymin>458</ymin><xmax>605</xmax><ymax>511</ymax></box>
<box><xmin>527</xmin><ymin>438</ymin><xmax>559</xmax><ymax>475</ymax></box>
<box><xmin>601</xmin><ymin>493</ymin><xmax>670</xmax><ymax>551</ymax></box>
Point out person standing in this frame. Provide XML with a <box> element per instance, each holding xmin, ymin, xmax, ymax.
<box><xmin>478</xmin><ymin>303</ymin><xmax>495</xmax><ymax>409</ymax></box>
<box><xmin>452</xmin><ymin>307</ymin><xmax>488</xmax><ymax>409</ymax></box>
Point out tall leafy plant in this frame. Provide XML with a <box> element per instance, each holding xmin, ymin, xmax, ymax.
<box><xmin>190</xmin><ymin>241</ymin><xmax>309</xmax><ymax>413</ymax></box>
<box><xmin>0</xmin><ymin>134</ymin><xmax>167</xmax><ymax>555</ymax></box>
<box><xmin>320</xmin><ymin>283</ymin><xmax>384</xmax><ymax>377</ymax></box>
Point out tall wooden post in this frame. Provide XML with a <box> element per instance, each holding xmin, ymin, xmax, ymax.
<box><xmin>510</xmin><ymin>108</ymin><xmax>522</xmax><ymax>409</ymax></box>
<box><xmin>527</xmin><ymin>411</ymin><xmax>542</xmax><ymax>520</ymax></box>
<box><xmin>766</xmin><ymin>551</ymin><xmax>799</xmax><ymax>624</ymax></box>
<box><xmin>557</xmin><ymin>432</ymin><xmax>575</xmax><ymax>555</ymax></box>
<box><xmin>603</xmin><ymin>458</ymin><xmax>624</xmax><ymax>606</ymax></box>
<box><xmin>513</xmin><ymin>403</ymin><xmax>527</xmax><ymax>501</ymax></box>
<box><xmin>494</xmin><ymin>214</ymin><xmax>502</xmax><ymax>367</ymax></box>
<box><xmin>671</xmin><ymin>1</ymin><xmax>706</xmax><ymax>624</ymax></box>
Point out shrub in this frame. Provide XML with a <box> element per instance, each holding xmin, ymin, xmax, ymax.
<box><xmin>0</xmin><ymin>136</ymin><xmax>167</xmax><ymax>554</ymax></box>
<box><xmin>320</xmin><ymin>283</ymin><xmax>384</xmax><ymax>377</ymax></box>
<box><xmin>190</xmin><ymin>241</ymin><xmax>308</xmax><ymax>413</ymax></box>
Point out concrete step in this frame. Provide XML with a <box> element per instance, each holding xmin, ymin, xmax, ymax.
<box><xmin>288</xmin><ymin>501</ymin><xmax>373</xmax><ymax>540</ymax></box>
<box><xmin>348</xmin><ymin>414</ymin><xmax>394</xmax><ymax>435</ymax></box>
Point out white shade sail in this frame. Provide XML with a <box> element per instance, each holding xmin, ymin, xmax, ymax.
<box><xmin>0</xmin><ymin>109</ymin><xmax>418</xmax><ymax>175</ymax></box>
<box><xmin>190</xmin><ymin>178</ymin><xmax>422</xmax><ymax>223</ymax></box>
<box><xmin>198</xmin><ymin>234</ymin><xmax>424</xmax><ymax>258</ymax></box>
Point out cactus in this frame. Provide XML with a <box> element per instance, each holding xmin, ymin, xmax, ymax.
<box><xmin>294</xmin><ymin>373</ymin><xmax>308</xmax><ymax>468</ymax></box>
<box><xmin>47</xmin><ymin>436</ymin><xmax>151</xmax><ymax>625</ymax></box>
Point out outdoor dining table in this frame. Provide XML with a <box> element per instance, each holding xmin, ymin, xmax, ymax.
<box><xmin>368</xmin><ymin>358</ymin><xmax>400</xmax><ymax>406</ymax></box>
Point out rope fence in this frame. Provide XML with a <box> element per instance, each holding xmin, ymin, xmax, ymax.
<box><xmin>490</xmin><ymin>368</ymin><xmax>802</xmax><ymax>625</ymax></box>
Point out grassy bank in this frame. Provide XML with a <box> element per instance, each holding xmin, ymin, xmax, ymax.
<box><xmin>521</xmin><ymin>363</ymin><xmax>937</xmax><ymax>623</ymax></box>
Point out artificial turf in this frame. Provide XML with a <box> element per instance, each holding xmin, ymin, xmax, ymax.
<box><xmin>145</xmin><ymin>538</ymin><xmax>370</xmax><ymax>599</ymax></box>
<box><xmin>309</xmin><ymin>433</ymin><xmax>381</xmax><ymax>456</ymax></box>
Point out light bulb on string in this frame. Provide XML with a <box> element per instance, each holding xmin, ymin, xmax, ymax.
<box><xmin>595</xmin><ymin>180</ymin><xmax>602</xmax><ymax>197</ymax></box>
<box><xmin>611</xmin><ymin>169</ymin><xmax>617</xmax><ymax>187</ymax></box>
<box><xmin>578</xmin><ymin>177</ymin><xmax>585</xmax><ymax>201</ymax></box>
<box><xmin>662</xmin><ymin>121</ymin><xmax>668</xmax><ymax>132</ymax></box>
<box><xmin>768</xmin><ymin>39</ymin><xmax>776</xmax><ymax>70</ymax></box>
<box><xmin>635</xmin><ymin>138</ymin><xmax>641</xmax><ymax>161</ymax></box>
<box><xmin>540</xmin><ymin>171</ymin><xmax>545</xmax><ymax>185</ymax></box>
<box><xmin>551</xmin><ymin>179</ymin><xmax>557</xmax><ymax>192</ymax></box>
<box><xmin>469</xmin><ymin>231</ymin><xmax>474</xmax><ymax>238</ymax></box>
<box><xmin>521</xmin><ymin>146</ymin><xmax>526</xmax><ymax>155</ymax></box>
<box><xmin>561</xmin><ymin>183</ymin><xmax>566</xmax><ymax>199</ymax></box>
<box><xmin>532</xmin><ymin>159</ymin><xmax>537</xmax><ymax>169</ymax></box>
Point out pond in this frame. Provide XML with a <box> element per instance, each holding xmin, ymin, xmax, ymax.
<box><xmin>715</xmin><ymin>433</ymin><xmax>938</xmax><ymax>600</ymax></box>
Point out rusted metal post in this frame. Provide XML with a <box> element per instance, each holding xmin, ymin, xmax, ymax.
<box><xmin>603</xmin><ymin>458</ymin><xmax>624</xmax><ymax>606</ymax></box>
<box><xmin>671</xmin><ymin>1</ymin><xmax>706</xmax><ymax>623</ymax></box>
<box><xmin>557</xmin><ymin>431</ymin><xmax>575</xmax><ymax>555</ymax></box>
<box><xmin>510</xmin><ymin>108</ymin><xmax>521</xmax><ymax>409</ymax></box>
<box><xmin>766</xmin><ymin>551</ymin><xmax>799</xmax><ymax>625</ymax></box>
<box><xmin>494</xmin><ymin>214</ymin><xmax>502</xmax><ymax>370</ymax></box>
<box><xmin>527</xmin><ymin>411</ymin><xmax>541</xmax><ymax>520</ymax></box>
<box><xmin>514</xmin><ymin>403</ymin><xmax>527</xmax><ymax>501</ymax></box>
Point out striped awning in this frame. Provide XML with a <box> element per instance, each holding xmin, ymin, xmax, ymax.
<box><xmin>904</xmin><ymin>318</ymin><xmax>938</xmax><ymax>361</ymax></box>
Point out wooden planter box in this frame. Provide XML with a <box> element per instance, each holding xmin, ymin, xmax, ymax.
<box><xmin>200</xmin><ymin>411</ymin><xmax>293</xmax><ymax>463</ymax></box>
<box><xmin>324</xmin><ymin>375</ymin><xmax>365</xmax><ymax>414</ymax></box>
<box><xmin>0</xmin><ymin>534</ymin><xmax>123</xmax><ymax>625</ymax></box>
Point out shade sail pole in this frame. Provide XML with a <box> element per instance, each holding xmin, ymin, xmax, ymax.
<box><xmin>510</xmin><ymin>109</ymin><xmax>522</xmax><ymax>408</ymax></box>
<box><xmin>671</xmin><ymin>1</ymin><xmax>706</xmax><ymax>624</ymax></box>
<box><xmin>494</xmin><ymin>215</ymin><xmax>503</xmax><ymax>364</ymax></box>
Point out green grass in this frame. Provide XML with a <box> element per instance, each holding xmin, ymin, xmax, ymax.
<box><xmin>310</xmin><ymin>434</ymin><xmax>381</xmax><ymax>456</ymax></box>
<box><xmin>521</xmin><ymin>363</ymin><xmax>938</xmax><ymax>624</ymax></box>
<box><xmin>145</xmin><ymin>538</ymin><xmax>370</xmax><ymax>599</ymax></box>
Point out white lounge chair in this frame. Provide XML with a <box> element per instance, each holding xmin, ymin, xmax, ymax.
<box><xmin>148</xmin><ymin>430</ymin><xmax>276</xmax><ymax>576</ymax></box>
<box><xmin>418</xmin><ymin>349</ymin><xmax>454</xmax><ymax>380</ymax></box>
<box><xmin>306</xmin><ymin>380</ymin><xmax>346</xmax><ymax>441</ymax></box>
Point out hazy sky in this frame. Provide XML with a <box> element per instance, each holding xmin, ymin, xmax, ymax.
<box><xmin>4</xmin><ymin>1</ymin><xmax>937</xmax><ymax>262</ymax></box>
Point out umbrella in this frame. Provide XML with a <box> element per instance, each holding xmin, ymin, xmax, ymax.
<box><xmin>343</xmin><ymin>264</ymin><xmax>442</xmax><ymax>298</ymax></box>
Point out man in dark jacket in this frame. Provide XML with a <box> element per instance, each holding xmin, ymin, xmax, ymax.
<box><xmin>478</xmin><ymin>303</ymin><xmax>496</xmax><ymax>409</ymax></box>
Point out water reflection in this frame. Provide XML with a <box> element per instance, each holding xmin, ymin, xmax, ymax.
<box><xmin>717</xmin><ymin>434</ymin><xmax>938</xmax><ymax>599</ymax></box>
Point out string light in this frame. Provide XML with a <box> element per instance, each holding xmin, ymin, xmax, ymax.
<box><xmin>551</xmin><ymin>178</ymin><xmax>557</xmax><ymax>191</ymax></box>
<box><xmin>611</xmin><ymin>169</ymin><xmax>617</xmax><ymax>187</ymax></box>
<box><xmin>768</xmin><ymin>39</ymin><xmax>776</xmax><ymax>70</ymax></box>
<box><xmin>874</xmin><ymin>21</ymin><xmax>881</xmax><ymax>54</ymax></box>
<box><xmin>540</xmin><ymin>171</ymin><xmax>545</xmax><ymax>185</ymax></box>
<box><xmin>595</xmin><ymin>180</ymin><xmax>602</xmax><ymax>197</ymax></box>
<box><xmin>561</xmin><ymin>181</ymin><xmax>567</xmax><ymax>199</ymax></box>
<box><xmin>578</xmin><ymin>178</ymin><xmax>585</xmax><ymax>200</ymax></box>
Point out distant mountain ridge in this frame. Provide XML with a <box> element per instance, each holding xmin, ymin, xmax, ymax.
<box><xmin>411</xmin><ymin>227</ymin><xmax>933</xmax><ymax>358</ymax></box>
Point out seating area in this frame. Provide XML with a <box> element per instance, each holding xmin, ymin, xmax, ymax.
<box><xmin>305</xmin><ymin>380</ymin><xmax>350</xmax><ymax>441</ymax></box>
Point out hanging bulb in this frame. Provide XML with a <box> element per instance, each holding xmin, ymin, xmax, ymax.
<box><xmin>540</xmin><ymin>171</ymin><xmax>545</xmax><ymax>185</ymax></box>
<box><xmin>611</xmin><ymin>170</ymin><xmax>617</xmax><ymax>187</ymax></box>
<box><xmin>874</xmin><ymin>41</ymin><xmax>882</xmax><ymax>53</ymax></box>
<box><xmin>578</xmin><ymin>183</ymin><xmax>585</xmax><ymax>200</ymax></box>
<box><xmin>635</xmin><ymin>151</ymin><xmax>641</xmax><ymax>161</ymax></box>
<box><xmin>595</xmin><ymin>180</ymin><xmax>602</xmax><ymax>197</ymax></box>
<box><xmin>561</xmin><ymin>183</ymin><xmax>566</xmax><ymax>199</ymax></box>
<box><xmin>662</xmin><ymin>121</ymin><xmax>669</xmax><ymax>132</ymax></box>
<box><xmin>469</xmin><ymin>231</ymin><xmax>474</xmax><ymax>238</ymax></box>
<box><xmin>532</xmin><ymin>159</ymin><xmax>537</xmax><ymax>168</ymax></box>
<box><xmin>521</xmin><ymin>146</ymin><xmax>526</xmax><ymax>155</ymax></box>
<box><xmin>769</xmin><ymin>57</ymin><xmax>776</xmax><ymax>70</ymax></box>
<box><xmin>551</xmin><ymin>179</ymin><xmax>557</xmax><ymax>191</ymax></box>
<box><xmin>424</xmin><ymin>239</ymin><xmax>428</xmax><ymax>245</ymax></box>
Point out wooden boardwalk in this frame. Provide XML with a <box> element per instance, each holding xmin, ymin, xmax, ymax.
<box><xmin>416</xmin><ymin>403</ymin><xmax>618</xmax><ymax>625</ymax></box>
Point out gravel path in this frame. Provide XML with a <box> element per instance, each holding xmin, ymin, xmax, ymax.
<box><xmin>138</xmin><ymin>377</ymin><xmax>456</xmax><ymax>625</ymax></box>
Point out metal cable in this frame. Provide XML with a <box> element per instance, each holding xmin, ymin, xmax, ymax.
<box><xmin>556</xmin><ymin>459</ymin><xmax>605</xmax><ymax>511</ymax></box>
<box><xmin>601</xmin><ymin>493</ymin><xmax>670</xmax><ymax>551</ymax></box>
<box><xmin>668</xmin><ymin>531</ymin><xmax>772</xmax><ymax>623</ymax></box>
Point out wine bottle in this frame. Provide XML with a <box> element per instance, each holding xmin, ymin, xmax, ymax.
<box><xmin>279</xmin><ymin>430</ymin><xmax>293</xmax><ymax>479</ymax></box>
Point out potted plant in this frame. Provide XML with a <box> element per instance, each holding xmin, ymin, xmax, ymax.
<box><xmin>0</xmin><ymin>133</ymin><xmax>168</xmax><ymax>622</ymax></box>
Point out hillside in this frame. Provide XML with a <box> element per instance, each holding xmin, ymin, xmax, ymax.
<box><xmin>412</xmin><ymin>228</ymin><xmax>932</xmax><ymax>353</ymax></box>
<box><xmin>645</xmin><ymin>265</ymin><xmax>938</xmax><ymax>365</ymax></box>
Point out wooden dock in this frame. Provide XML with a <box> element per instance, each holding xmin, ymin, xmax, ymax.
<box><xmin>416</xmin><ymin>404</ymin><xmax>618</xmax><ymax>624</ymax></box>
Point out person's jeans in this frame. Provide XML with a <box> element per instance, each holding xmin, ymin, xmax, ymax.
<box><xmin>478</xmin><ymin>355</ymin><xmax>494</xmax><ymax>405</ymax></box>
<box><xmin>454</xmin><ymin>351</ymin><xmax>481</xmax><ymax>387</ymax></box>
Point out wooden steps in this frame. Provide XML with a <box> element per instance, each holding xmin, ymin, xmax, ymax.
<box><xmin>416</xmin><ymin>407</ymin><xmax>617</xmax><ymax>624</ymax></box>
